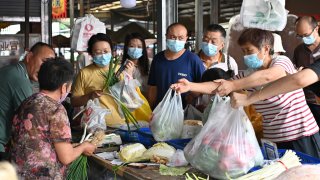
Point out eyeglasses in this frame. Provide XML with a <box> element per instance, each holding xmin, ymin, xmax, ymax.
<box><xmin>167</xmin><ymin>35</ymin><xmax>186</xmax><ymax>41</ymax></box>
<box><xmin>296</xmin><ymin>27</ymin><xmax>317</xmax><ymax>38</ymax></box>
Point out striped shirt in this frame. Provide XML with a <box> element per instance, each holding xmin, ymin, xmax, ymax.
<box><xmin>235</xmin><ymin>55</ymin><xmax>319</xmax><ymax>142</ymax></box>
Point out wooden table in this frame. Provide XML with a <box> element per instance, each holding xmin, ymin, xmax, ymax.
<box><xmin>88</xmin><ymin>154</ymin><xmax>187</xmax><ymax>180</ymax></box>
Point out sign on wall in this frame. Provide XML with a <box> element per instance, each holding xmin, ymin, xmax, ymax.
<box><xmin>52</xmin><ymin>0</ymin><xmax>67</xmax><ymax>19</ymax></box>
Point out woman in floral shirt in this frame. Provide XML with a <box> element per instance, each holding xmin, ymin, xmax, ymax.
<box><xmin>11</xmin><ymin>58</ymin><xmax>96</xmax><ymax>179</ymax></box>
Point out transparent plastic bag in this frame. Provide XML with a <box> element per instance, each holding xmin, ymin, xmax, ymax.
<box><xmin>81</xmin><ymin>98</ymin><xmax>111</xmax><ymax>132</ymax></box>
<box><xmin>184</xmin><ymin>95</ymin><xmax>263</xmax><ymax>179</ymax></box>
<box><xmin>151</xmin><ymin>89</ymin><xmax>184</xmax><ymax>141</ymax></box>
<box><xmin>184</xmin><ymin>104</ymin><xmax>203</xmax><ymax>121</ymax></box>
<box><xmin>110</xmin><ymin>78</ymin><xmax>144</xmax><ymax>111</ymax></box>
<box><xmin>167</xmin><ymin>149</ymin><xmax>189</xmax><ymax>167</ymax></box>
<box><xmin>240</xmin><ymin>0</ymin><xmax>288</xmax><ymax>31</ymax></box>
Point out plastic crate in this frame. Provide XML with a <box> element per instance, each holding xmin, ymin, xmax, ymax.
<box><xmin>166</xmin><ymin>138</ymin><xmax>191</xmax><ymax>150</ymax></box>
<box><xmin>114</xmin><ymin>129</ymin><xmax>156</xmax><ymax>147</ymax></box>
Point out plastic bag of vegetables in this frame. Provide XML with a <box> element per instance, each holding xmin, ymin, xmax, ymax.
<box><xmin>184</xmin><ymin>95</ymin><xmax>263</xmax><ymax>179</ymax></box>
<box><xmin>150</xmin><ymin>88</ymin><xmax>184</xmax><ymax>141</ymax></box>
<box><xmin>110</xmin><ymin>77</ymin><xmax>144</xmax><ymax>111</ymax></box>
<box><xmin>143</xmin><ymin>142</ymin><xmax>176</xmax><ymax>164</ymax></box>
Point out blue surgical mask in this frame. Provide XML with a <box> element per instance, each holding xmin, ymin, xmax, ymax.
<box><xmin>127</xmin><ymin>47</ymin><xmax>143</xmax><ymax>59</ymax></box>
<box><xmin>166</xmin><ymin>39</ymin><xmax>185</xmax><ymax>53</ymax></box>
<box><xmin>244</xmin><ymin>53</ymin><xmax>263</xmax><ymax>69</ymax></box>
<box><xmin>201</xmin><ymin>42</ymin><xmax>218</xmax><ymax>57</ymax></box>
<box><xmin>93</xmin><ymin>53</ymin><xmax>112</xmax><ymax>67</ymax></box>
<box><xmin>303</xmin><ymin>34</ymin><xmax>316</xmax><ymax>45</ymax></box>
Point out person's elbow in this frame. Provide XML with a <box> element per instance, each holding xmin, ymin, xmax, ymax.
<box><xmin>58</xmin><ymin>156</ymin><xmax>73</xmax><ymax>166</ymax></box>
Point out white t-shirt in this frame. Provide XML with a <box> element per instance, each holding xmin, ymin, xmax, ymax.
<box><xmin>235</xmin><ymin>55</ymin><xmax>318</xmax><ymax>142</ymax></box>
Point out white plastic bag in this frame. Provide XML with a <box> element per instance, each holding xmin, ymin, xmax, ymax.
<box><xmin>151</xmin><ymin>89</ymin><xmax>184</xmax><ymax>141</ymax></box>
<box><xmin>71</xmin><ymin>14</ymin><xmax>106</xmax><ymax>51</ymax></box>
<box><xmin>81</xmin><ymin>98</ymin><xmax>111</xmax><ymax>132</ymax></box>
<box><xmin>184</xmin><ymin>104</ymin><xmax>203</xmax><ymax>121</ymax></box>
<box><xmin>184</xmin><ymin>95</ymin><xmax>263</xmax><ymax>179</ymax></box>
<box><xmin>110</xmin><ymin>78</ymin><xmax>144</xmax><ymax>111</ymax></box>
<box><xmin>167</xmin><ymin>149</ymin><xmax>189</xmax><ymax>167</ymax></box>
<box><xmin>240</xmin><ymin>0</ymin><xmax>288</xmax><ymax>31</ymax></box>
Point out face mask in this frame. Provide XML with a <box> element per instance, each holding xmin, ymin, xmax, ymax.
<box><xmin>166</xmin><ymin>39</ymin><xmax>185</xmax><ymax>53</ymax></box>
<box><xmin>59</xmin><ymin>85</ymin><xmax>70</xmax><ymax>103</ymax></box>
<box><xmin>93</xmin><ymin>53</ymin><xmax>112</xmax><ymax>67</ymax></box>
<box><xmin>244</xmin><ymin>53</ymin><xmax>264</xmax><ymax>69</ymax></box>
<box><xmin>128</xmin><ymin>47</ymin><xmax>143</xmax><ymax>59</ymax></box>
<box><xmin>303</xmin><ymin>33</ymin><xmax>316</xmax><ymax>45</ymax></box>
<box><xmin>201</xmin><ymin>42</ymin><xmax>218</xmax><ymax>57</ymax></box>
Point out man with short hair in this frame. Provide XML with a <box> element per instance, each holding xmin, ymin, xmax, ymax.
<box><xmin>0</xmin><ymin>42</ymin><xmax>55</xmax><ymax>160</ymax></box>
<box><xmin>199</xmin><ymin>24</ymin><xmax>238</xmax><ymax>75</ymax></box>
<box><xmin>293</xmin><ymin>16</ymin><xmax>320</xmax><ymax>123</ymax></box>
<box><xmin>148</xmin><ymin>23</ymin><xmax>205</xmax><ymax>109</ymax></box>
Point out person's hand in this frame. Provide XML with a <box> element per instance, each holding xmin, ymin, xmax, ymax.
<box><xmin>230</xmin><ymin>92</ymin><xmax>250</xmax><ymax>108</ymax></box>
<box><xmin>171</xmin><ymin>78</ymin><xmax>191</xmax><ymax>93</ymax></box>
<box><xmin>215</xmin><ymin>79</ymin><xmax>234</xmax><ymax>96</ymax></box>
<box><xmin>90</xmin><ymin>90</ymin><xmax>103</xmax><ymax>100</ymax></box>
<box><xmin>125</xmin><ymin>60</ymin><xmax>136</xmax><ymax>76</ymax></box>
<box><xmin>82</xmin><ymin>142</ymin><xmax>96</xmax><ymax>156</ymax></box>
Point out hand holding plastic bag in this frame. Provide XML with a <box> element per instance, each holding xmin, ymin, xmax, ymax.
<box><xmin>151</xmin><ymin>88</ymin><xmax>184</xmax><ymax>141</ymax></box>
<box><xmin>184</xmin><ymin>95</ymin><xmax>263</xmax><ymax>179</ymax></box>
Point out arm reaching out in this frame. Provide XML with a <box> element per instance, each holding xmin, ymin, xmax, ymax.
<box><xmin>171</xmin><ymin>78</ymin><xmax>220</xmax><ymax>94</ymax></box>
<box><xmin>231</xmin><ymin>69</ymin><xmax>320</xmax><ymax>108</ymax></box>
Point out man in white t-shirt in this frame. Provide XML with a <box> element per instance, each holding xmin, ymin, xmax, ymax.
<box><xmin>198</xmin><ymin>24</ymin><xmax>238</xmax><ymax>75</ymax></box>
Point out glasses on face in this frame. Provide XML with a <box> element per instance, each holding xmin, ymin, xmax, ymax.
<box><xmin>92</xmin><ymin>49</ymin><xmax>110</xmax><ymax>56</ymax></box>
<box><xmin>167</xmin><ymin>35</ymin><xmax>186</xmax><ymax>41</ymax></box>
<box><xmin>296</xmin><ymin>27</ymin><xmax>317</xmax><ymax>38</ymax></box>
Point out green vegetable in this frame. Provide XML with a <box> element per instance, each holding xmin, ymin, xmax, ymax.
<box><xmin>159</xmin><ymin>164</ymin><xmax>190</xmax><ymax>176</ymax></box>
<box><xmin>67</xmin><ymin>155</ymin><xmax>88</xmax><ymax>180</ymax></box>
<box><xmin>101</xmin><ymin>56</ymin><xmax>140</xmax><ymax>131</ymax></box>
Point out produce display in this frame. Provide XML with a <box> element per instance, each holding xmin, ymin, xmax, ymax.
<box><xmin>119</xmin><ymin>143</ymin><xmax>148</xmax><ymax>163</ymax></box>
<box><xmin>184</xmin><ymin>95</ymin><xmax>263</xmax><ymax>179</ymax></box>
<box><xmin>143</xmin><ymin>143</ymin><xmax>176</xmax><ymax>164</ymax></box>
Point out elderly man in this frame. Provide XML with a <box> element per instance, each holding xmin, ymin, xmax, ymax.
<box><xmin>148</xmin><ymin>23</ymin><xmax>205</xmax><ymax>109</ymax></box>
<box><xmin>198</xmin><ymin>24</ymin><xmax>238</xmax><ymax>75</ymax></box>
<box><xmin>0</xmin><ymin>42</ymin><xmax>55</xmax><ymax>160</ymax></box>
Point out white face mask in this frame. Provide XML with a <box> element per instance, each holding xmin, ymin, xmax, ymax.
<box><xmin>59</xmin><ymin>84</ymin><xmax>70</xmax><ymax>103</ymax></box>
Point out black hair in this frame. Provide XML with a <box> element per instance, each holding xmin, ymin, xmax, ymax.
<box><xmin>238</xmin><ymin>28</ymin><xmax>274</xmax><ymax>55</ymax></box>
<box><xmin>87</xmin><ymin>33</ymin><xmax>113</xmax><ymax>55</ymax></box>
<box><xmin>166</xmin><ymin>22</ymin><xmax>188</xmax><ymax>35</ymax></box>
<box><xmin>38</xmin><ymin>58</ymin><xmax>74</xmax><ymax>91</ymax></box>
<box><xmin>30</xmin><ymin>42</ymin><xmax>54</xmax><ymax>55</ymax></box>
<box><xmin>122</xmin><ymin>33</ymin><xmax>149</xmax><ymax>76</ymax></box>
<box><xmin>201</xmin><ymin>68</ymin><xmax>231</xmax><ymax>82</ymax></box>
<box><xmin>205</xmin><ymin>24</ymin><xmax>227</xmax><ymax>38</ymax></box>
<box><xmin>295</xmin><ymin>16</ymin><xmax>318</xmax><ymax>29</ymax></box>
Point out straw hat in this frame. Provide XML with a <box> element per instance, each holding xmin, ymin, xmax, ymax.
<box><xmin>272</xmin><ymin>33</ymin><xmax>286</xmax><ymax>53</ymax></box>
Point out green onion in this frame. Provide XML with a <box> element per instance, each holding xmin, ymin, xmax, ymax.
<box><xmin>67</xmin><ymin>155</ymin><xmax>88</xmax><ymax>180</ymax></box>
<box><xmin>101</xmin><ymin>56</ymin><xmax>140</xmax><ymax>132</ymax></box>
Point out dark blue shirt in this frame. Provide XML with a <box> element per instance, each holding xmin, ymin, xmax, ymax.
<box><xmin>148</xmin><ymin>50</ymin><xmax>205</xmax><ymax>107</ymax></box>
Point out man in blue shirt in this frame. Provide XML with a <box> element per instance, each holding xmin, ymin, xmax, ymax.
<box><xmin>0</xmin><ymin>42</ymin><xmax>55</xmax><ymax>160</ymax></box>
<box><xmin>148</xmin><ymin>23</ymin><xmax>205</xmax><ymax>109</ymax></box>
